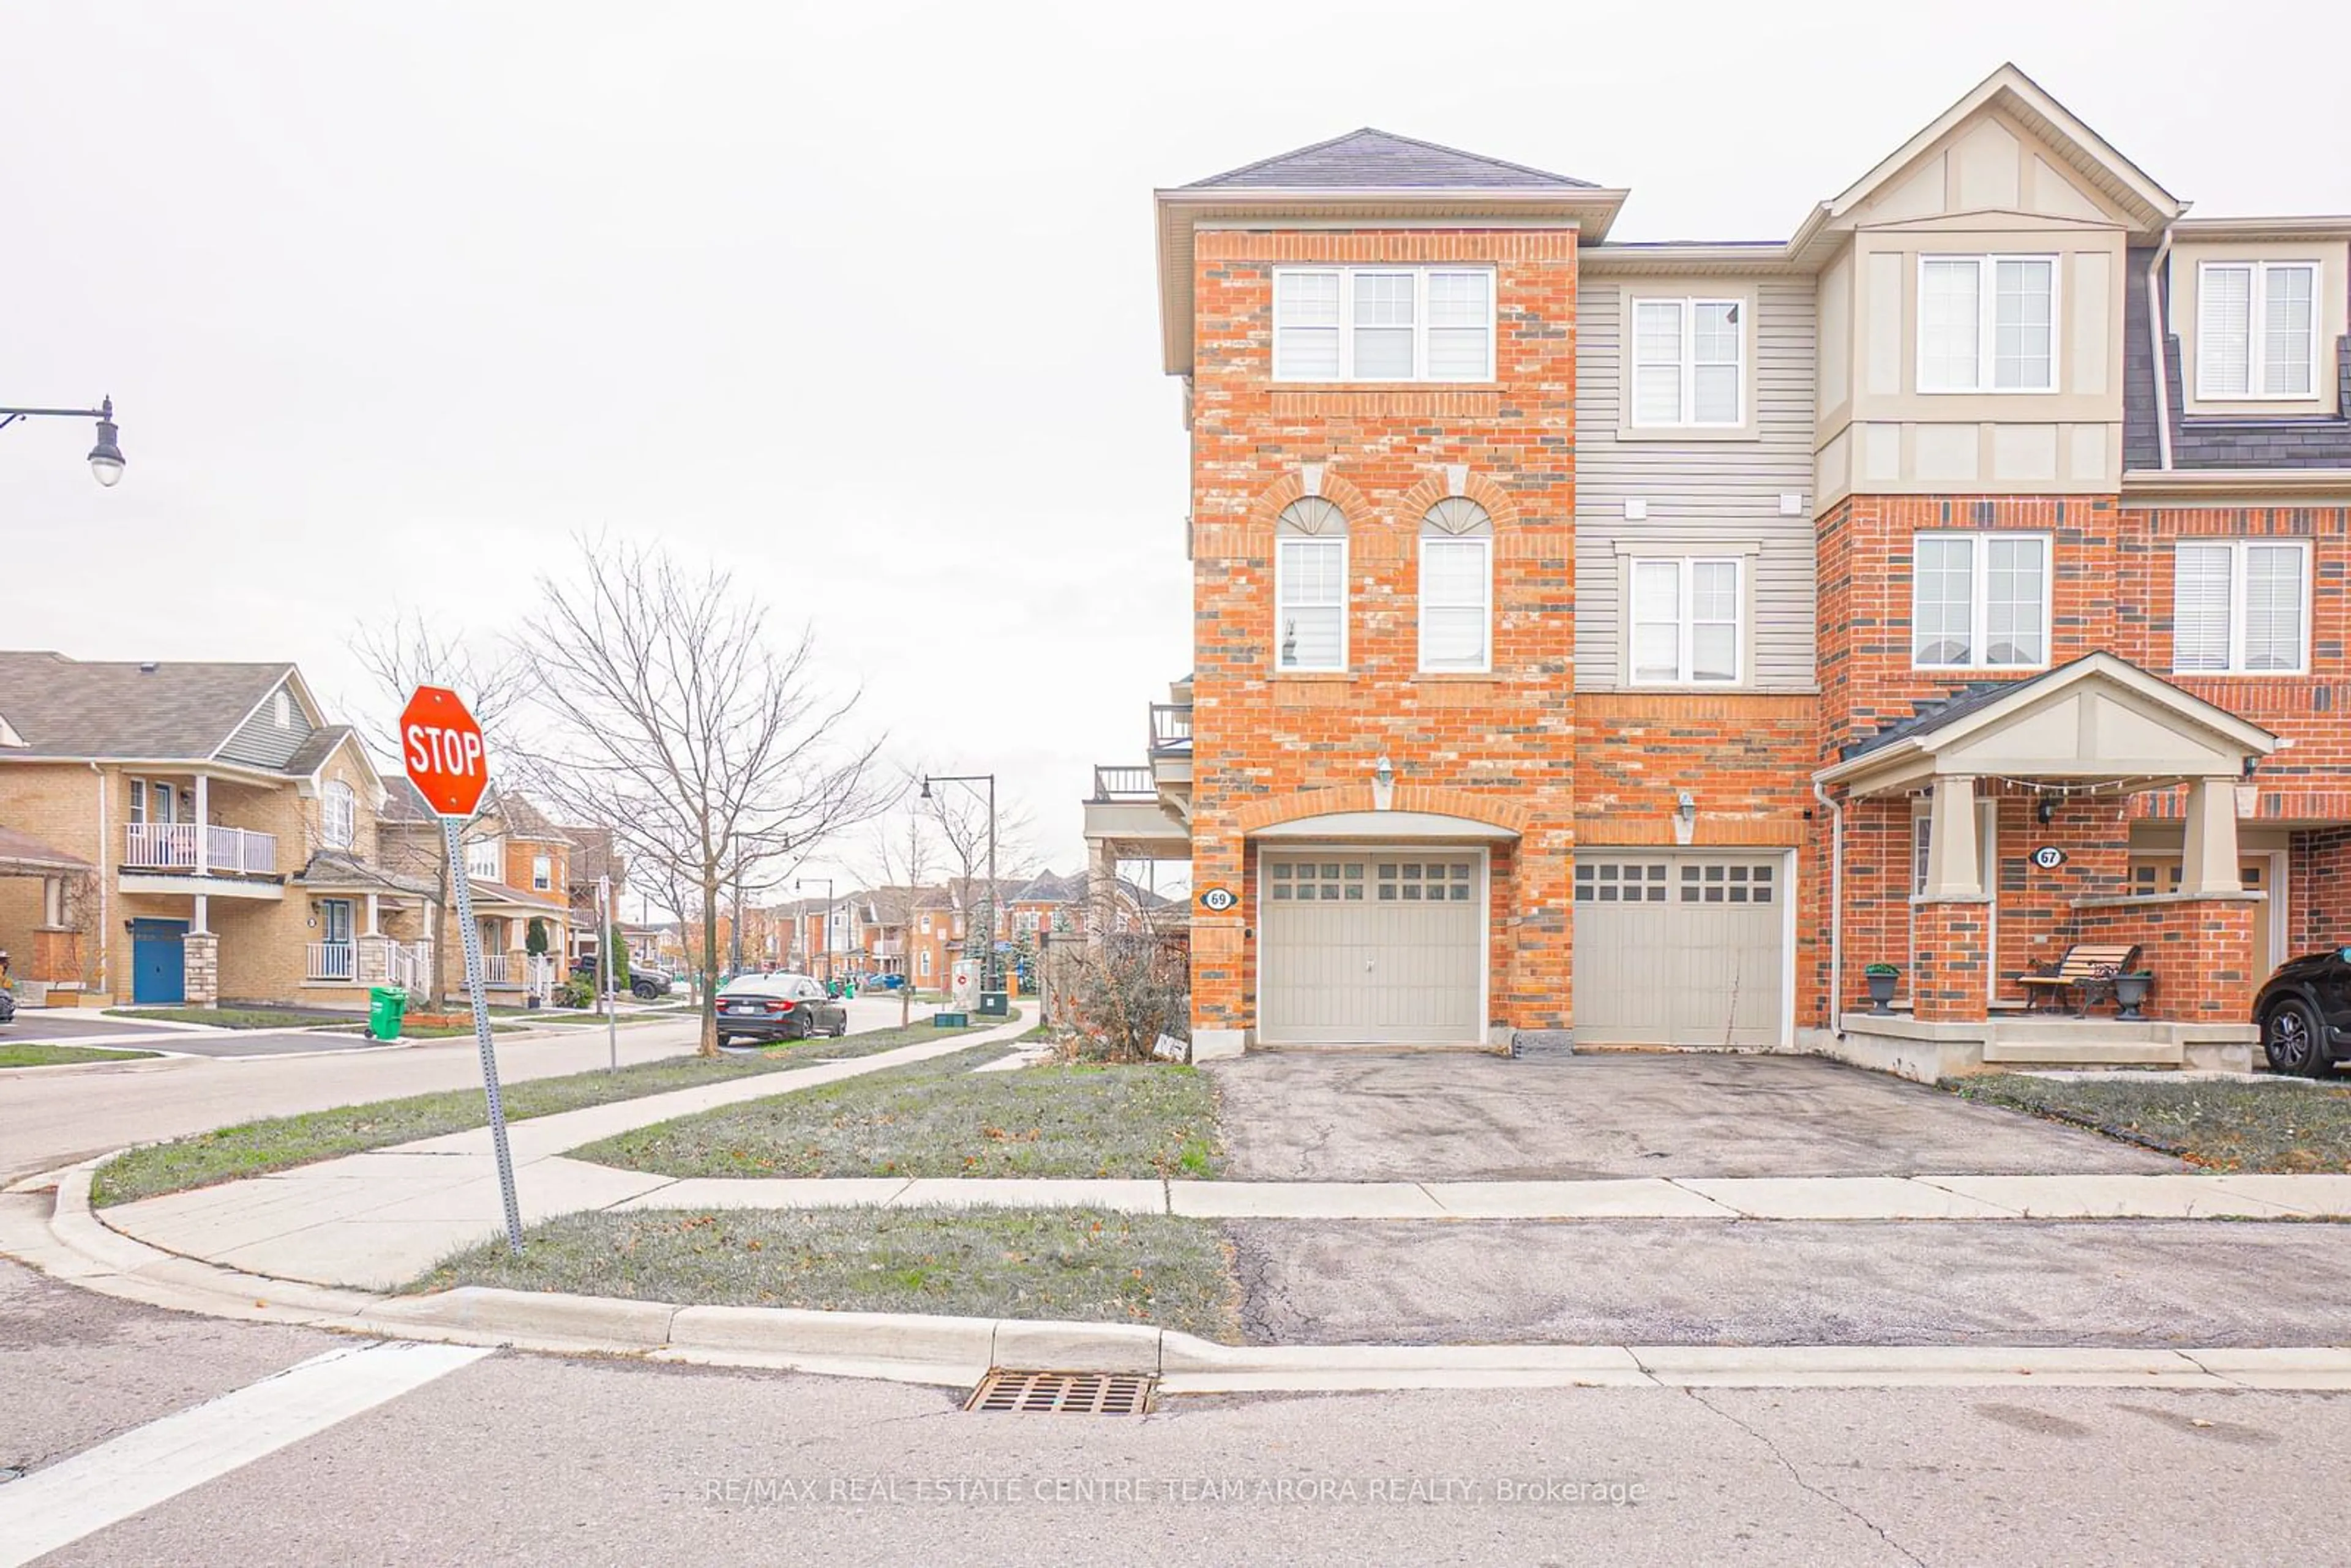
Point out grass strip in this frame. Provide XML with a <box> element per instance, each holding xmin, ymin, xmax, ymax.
<box><xmin>416</xmin><ymin>1205</ymin><xmax>1239</xmax><ymax>1341</ymax></box>
<box><xmin>91</xmin><ymin>1021</ymin><xmax>981</xmax><ymax>1207</ymax></box>
<box><xmin>579</xmin><ymin>1045</ymin><xmax>1222</xmax><ymax>1180</ymax></box>
<box><xmin>1948</xmin><ymin>1072</ymin><xmax>2351</xmax><ymax>1172</ymax></box>
<box><xmin>107</xmin><ymin>1005</ymin><xmax>357</xmax><ymax>1030</ymax></box>
<box><xmin>0</xmin><ymin>1042</ymin><xmax>162</xmax><ymax>1070</ymax></box>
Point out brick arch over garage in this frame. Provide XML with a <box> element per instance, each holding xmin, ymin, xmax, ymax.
<box><xmin>1232</xmin><ymin>786</ymin><xmax>1532</xmax><ymax>838</ymax></box>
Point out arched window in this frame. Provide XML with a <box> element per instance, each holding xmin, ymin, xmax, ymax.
<box><xmin>321</xmin><ymin>780</ymin><xmax>356</xmax><ymax>850</ymax></box>
<box><xmin>1275</xmin><ymin>497</ymin><xmax>1348</xmax><ymax>672</ymax></box>
<box><xmin>1419</xmin><ymin>498</ymin><xmax>1493</xmax><ymax>672</ymax></box>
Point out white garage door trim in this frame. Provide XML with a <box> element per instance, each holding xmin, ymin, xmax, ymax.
<box><xmin>1572</xmin><ymin>847</ymin><xmax>1797</xmax><ymax>1049</ymax></box>
<box><xmin>1254</xmin><ymin>844</ymin><xmax>1490</xmax><ymax>1047</ymax></box>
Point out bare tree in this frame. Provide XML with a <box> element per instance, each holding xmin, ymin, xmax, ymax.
<box><xmin>350</xmin><ymin>610</ymin><xmax>531</xmax><ymax>1010</ymax></box>
<box><xmin>517</xmin><ymin>538</ymin><xmax>888</xmax><ymax>1056</ymax></box>
<box><xmin>918</xmin><ymin>773</ymin><xmax>1035</xmax><ymax>984</ymax></box>
<box><xmin>862</xmin><ymin>797</ymin><xmax>936</xmax><ymax>1027</ymax></box>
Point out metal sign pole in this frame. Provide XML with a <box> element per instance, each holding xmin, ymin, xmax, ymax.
<box><xmin>600</xmin><ymin>873</ymin><xmax>617</xmax><ymax>1075</ymax></box>
<box><xmin>446</xmin><ymin>817</ymin><xmax>524</xmax><ymax>1255</ymax></box>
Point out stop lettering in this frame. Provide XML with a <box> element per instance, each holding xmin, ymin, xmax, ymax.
<box><xmin>400</xmin><ymin>686</ymin><xmax>490</xmax><ymax>818</ymax></box>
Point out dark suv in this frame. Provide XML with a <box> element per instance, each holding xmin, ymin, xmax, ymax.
<box><xmin>2252</xmin><ymin>949</ymin><xmax>2351</xmax><ymax>1076</ymax></box>
<box><xmin>570</xmin><ymin>956</ymin><xmax>671</xmax><ymax>1003</ymax></box>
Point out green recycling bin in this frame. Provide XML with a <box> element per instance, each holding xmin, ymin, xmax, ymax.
<box><xmin>367</xmin><ymin>985</ymin><xmax>408</xmax><ymax>1041</ymax></box>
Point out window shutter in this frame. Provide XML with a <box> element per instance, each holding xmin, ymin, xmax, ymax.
<box><xmin>2198</xmin><ymin>266</ymin><xmax>2252</xmax><ymax>397</ymax></box>
<box><xmin>2243</xmin><ymin>544</ymin><xmax>2304</xmax><ymax>671</ymax></box>
<box><xmin>2172</xmin><ymin>543</ymin><xmax>2233</xmax><ymax>672</ymax></box>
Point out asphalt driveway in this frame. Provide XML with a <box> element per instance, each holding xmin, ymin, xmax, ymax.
<box><xmin>1209</xmin><ymin>1051</ymin><xmax>2180</xmax><ymax>1180</ymax></box>
<box><xmin>1</xmin><ymin>1013</ymin><xmax>186</xmax><ymax>1044</ymax></box>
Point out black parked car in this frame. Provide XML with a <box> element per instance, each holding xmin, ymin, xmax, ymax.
<box><xmin>569</xmin><ymin>956</ymin><xmax>672</xmax><ymax>1003</ymax></box>
<box><xmin>2252</xmin><ymin>948</ymin><xmax>2351</xmax><ymax>1076</ymax></box>
<box><xmin>0</xmin><ymin>987</ymin><xmax>15</xmax><ymax>1026</ymax></box>
<box><xmin>714</xmin><ymin>972</ymin><xmax>847</xmax><ymax>1046</ymax></box>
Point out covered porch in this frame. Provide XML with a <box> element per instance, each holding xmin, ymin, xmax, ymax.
<box><xmin>1817</xmin><ymin>654</ymin><xmax>2277</xmax><ymax>1076</ymax></box>
<box><xmin>0</xmin><ymin>825</ymin><xmax>96</xmax><ymax>1003</ymax></box>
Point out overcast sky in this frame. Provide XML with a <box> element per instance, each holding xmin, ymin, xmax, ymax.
<box><xmin>7</xmin><ymin>1</ymin><xmax>2347</xmax><ymax>895</ymax></box>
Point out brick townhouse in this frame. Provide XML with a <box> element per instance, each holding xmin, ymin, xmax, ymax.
<box><xmin>1084</xmin><ymin>63</ymin><xmax>2351</xmax><ymax>1074</ymax></box>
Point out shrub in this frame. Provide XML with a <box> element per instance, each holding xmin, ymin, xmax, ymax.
<box><xmin>525</xmin><ymin>918</ymin><xmax>550</xmax><ymax>958</ymax></box>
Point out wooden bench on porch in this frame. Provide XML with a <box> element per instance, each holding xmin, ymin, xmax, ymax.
<box><xmin>2017</xmin><ymin>943</ymin><xmax>2142</xmax><ymax>1016</ymax></box>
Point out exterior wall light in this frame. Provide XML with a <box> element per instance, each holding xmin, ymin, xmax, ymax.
<box><xmin>1372</xmin><ymin>754</ymin><xmax>1395</xmax><ymax>811</ymax></box>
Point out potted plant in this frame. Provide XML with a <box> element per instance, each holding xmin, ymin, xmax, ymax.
<box><xmin>1863</xmin><ymin>962</ymin><xmax>1900</xmax><ymax>1015</ymax></box>
<box><xmin>2112</xmin><ymin>970</ymin><xmax>2154</xmax><ymax>1020</ymax></box>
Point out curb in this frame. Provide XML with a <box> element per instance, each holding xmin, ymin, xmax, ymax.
<box><xmin>7</xmin><ymin>1155</ymin><xmax>2351</xmax><ymax>1393</ymax></box>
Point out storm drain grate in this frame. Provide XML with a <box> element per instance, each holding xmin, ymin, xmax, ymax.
<box><xmin>966</xmin><ymin>1369</ymin><xmax>1155</xmax><ymax>1415</ymax></box>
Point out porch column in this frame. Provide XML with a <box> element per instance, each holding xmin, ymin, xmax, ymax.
<box><xmin>192</xmin><ymin>892</ymin><xmax>210</xmax><ymax>937</ymax></box>
<box><xmin>1922</xmin><ymin>776</ymin><xmax>1982</xmax><ymax>900</ymax></box>
<box><xmin>366</xmin><ymin>891</ymin><xmax>380</xmax><ymax>935</ymax></box>
<box><xmin>2180</xmin><ymin>776</ymin><xmax>2243</xmax><ymax>896</ymax></box>
<box><xmin>193</xmin><ymin>774</ymin><xmax>210</xmax><ymax>876</ymax></box>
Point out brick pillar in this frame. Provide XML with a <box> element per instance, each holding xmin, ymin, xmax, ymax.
<box><xmin>1911</xmin><ymin>899</ymin><xmax>1992</xmax><ymax>1021</ymax></box>
<box><xmin>182</xmin><ymin>932</ymin><xmax>220</xmax><ymax>1007</ymax></box>
<box><xmin>356</xmin><ymin>933</ymin><xmax>392</xmax><ymax>985</ymax></box>
<box><xmin>1188</xmin><ymin>827</ymin><xmax>1245</xmax><ymax>1059</ymax></box>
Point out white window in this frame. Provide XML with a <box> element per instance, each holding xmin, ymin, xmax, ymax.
<box><xmin>918</xmin><ymin>948</ymin><xmax>932</xmax><ymax>978</ymax></box>
<box><xmin>1628</xmin><ymin>557</ymin><xmax>1742</xmax><ymax>685</ymax></box>
<box><xmin>2172</xmin><ymin>540</ymin><xmax>2309</xmax><ymax>675</ymax></box>
<box><xmin>1918</xmin><ymin>256</ymin><xmax>2057</xmax><ymax>392</ymax></box>
<box><xmin>465</xmin><ymin>836</ymin><xmax>501</xmax><ymax>881</ymax></box>
<box><xmin>1630</xmin><ymin>298</ymin><xmax>1743</xmax><ymax>426</ymax></box>
<box><xmin>128</xmin><ymin>779</ymin><xmax>145</xmax><ymax>824</ymax></box>
<box><xmin>321</xmin><ymin>781</ymin><xmax>356</xmax><ymax>849</ymax></box>
<box><xmin>1419</xmin><ymin>497</ymin><xmax>1494</xmax><ymax>673</ymax></box>
<box><xmin>1911</xmin><ymin>533</ymin><xmax>2050</xmax><ymax>670</ymax></box>
<box><xmin>1274</xmin><ymin>497</ymin><xmax>1348</xmax><ymax>672</ymax></box>
<box><xmin>272</xmin><ymin>689</ymin><xmax>291</xmax><ymax>728</ymax></box>
<box><xmin>2197</xmin><ymin>261</ymin><xmax>2320</xmax><ymax>399</ymax></box>
<box><xmin>531</xmin><ymin>853</ymin><xmax>553</xmax><ymax>891</ymax></box>
<box><xmin>920</xmin><ymin>913</ymin><xmax>931</xmax><ymax>935</ymax></box>
<box><xmin>1272</xmin><ymin>268</ymin><xmax>1494</xmax><ymax>382</ymax></box>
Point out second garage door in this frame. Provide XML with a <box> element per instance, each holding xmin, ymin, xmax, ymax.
<box><xmin>1572</xmin><ymin>850</ymin><xmax>1788</xmax><ymax>1047</ymax></box>
<box><xmin>1258</xmin><ymin>852</ymin><xmax>1485</xmax><ymax>1046</ymax></box>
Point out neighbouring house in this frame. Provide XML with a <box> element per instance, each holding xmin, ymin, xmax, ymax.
<box><xmin>378</xmin><ymin>783</ymin><xmax>573</xmax><ymax>1000</ymax></box>
<box><xmin>0</xmin><ymin>653</ymin><xmax>433</xmax><ymax>1008</ymax></box>
<box><xmin>1087</xmin><ymin>62</ymin><xmax>2351</xmax><ymax>1073</ymax></box>
<box><xmin>561</xmin><ymin>823</ymin><xmax>637</xmax><ymax>968</ymax></box>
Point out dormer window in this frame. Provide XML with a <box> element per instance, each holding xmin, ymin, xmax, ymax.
<box><xmin>1918</xmin><ymin>256</ymin><xmax>2057</xmax><ymax>392</ymax></box>
<box><xmin>2197</xmin><ymin>261</ymin><xmax>2319</xmax><ymax>399</ymax></box>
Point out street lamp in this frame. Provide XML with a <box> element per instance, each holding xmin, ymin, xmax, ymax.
<box><xmin>921</xmin><ymin>772</ymin><xmax>997</xmax><ymax>994</ymax></box>
<box><xmin>797</xmin><ymin>878</ymin><xmax>834</xmax><ymax>984</ymax></box>
<box><xmin>0</xmin><ymin>396</ymin><xmax>127</xmax><ymax>486</ymax></box>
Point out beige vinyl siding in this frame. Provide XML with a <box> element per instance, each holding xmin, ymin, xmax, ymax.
<box><xmin>1573</xmin><ymin>276</ymin><xmax>1819</xmax><ymax>691</ymax></box>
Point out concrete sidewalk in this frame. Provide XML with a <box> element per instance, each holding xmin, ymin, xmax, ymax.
<box><xmin>95</xmin><ymin>1016</ymin><xmax>1032</xmax><ymax>1289</ymax></box>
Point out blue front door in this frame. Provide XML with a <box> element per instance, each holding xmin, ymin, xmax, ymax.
<box><xmin>130</xmin><ymin>919</ymin><xmax>188</xmax><ymax>1005</ymax></box>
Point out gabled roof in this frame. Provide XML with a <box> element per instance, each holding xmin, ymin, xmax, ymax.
<box><xmin>1185</xmin><ymin>127</ymin><xmax>1596</xmax><ymax>192</ymax></box>
<box><xmin>0</xmin><ymin>823</ymin><xmax>92</xmax><ymax>876</ymax></box>
<box><xmin>0</xmin><ymin>652</ymin><xmax>301</xmax><ymax>762</ymax></box>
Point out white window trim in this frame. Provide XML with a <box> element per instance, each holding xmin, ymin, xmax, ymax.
<box><xmin>1911</xmin><ymin>531</ymin><xmax>2055</xmax><ymax>673</ymax></box>
<box><xmin>2195</xmin><ymin>260</ymin><xmax>2323</xmax><ymax>402</ymax></box>
<box><xmin>1270</xmin><ymin>266</ymin><xmax>1496</xmax><ymax>384</ymax></box>
<box><xmin>321</xmin><ymin>781</ymin><xmax>356</xmax><ymax>850</ymax></box>
<box><xmin>2171</xmin><ymin>538</ymin><xmax>2312</xmax><ymax>677</ymax></box>
<box><xmin>532</xmin><ymin>853</ymin><xmax>553</xmax><ymax>892</ymax></box>
<box><xmin>1628</xmin><ymin>556</ymin><xmax>1745</xmax><ymax>686</ymax></box>
<box><xmin>1629</xmin><ymin>296</ymin><xmax>1745</xmax><ymax>429</ymax></box>
<box><xmin>1273</xmin><ymin>535</ymin><xmax>1349</xmax><ymax>673</ymax></box>
<box><xmin>1417</xmin><ymin>534</ymin><xmax>1493</xmax><ymax>673</ymax></box>
<box><xmin>1916</xmin><ymin>254</ymin><xmax>2062</xmax><ymax>394</ymax></box>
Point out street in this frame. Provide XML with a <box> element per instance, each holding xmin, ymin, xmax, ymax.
<box><xmin>4</xmin><ymin>1253</ymin><xmax>2342</xmax><ymax>1566</ymax></box>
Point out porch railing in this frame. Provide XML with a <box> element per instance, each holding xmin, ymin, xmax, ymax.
<box><xmin>1090</xmin><ymin>765</ymin><xmax>1155</xmax><ymax>801</ymax></box>
<box><xmin>306</xmin><ymin>942</ymin><xmax>357</xmax><ymax>983</ymax></box>
<box><xmin>388</xmin><ymin>942</ymin><xmax>435</xmax><ymax>994</ymax></box>
<box><xmin>1148</xmin><ymin>703</ymin><xmax>1193</xmax><ymax>755</ymax></box>
<box><xmin>123</xmin><ymin>823</ymin><xmax>277</xmax><ymax>875</ymax></box>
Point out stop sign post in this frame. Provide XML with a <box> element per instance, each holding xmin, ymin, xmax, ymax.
<box><xmin>402</xmin><ymin>686</ymin><xmax>523</xmax><ymax>1256</ymax></box>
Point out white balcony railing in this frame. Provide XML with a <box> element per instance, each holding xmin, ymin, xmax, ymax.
<box><xmin>306</xmin><ymin>942</ymin><xmax>357</xmax><ymax>983</ymax></box>
<box><xmin>123</xmin><ymin>823</ymin><xmax>277</xmax><ymax>876</ymax></box>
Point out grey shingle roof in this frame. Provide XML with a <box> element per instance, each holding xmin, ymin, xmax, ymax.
<box><xmin>0</xmin><ymin>652</ymin><xmax>295</xmax><ymax>761</ymax></box>
<box><xmin>1185</xmin><ymin>128</ymin><xmax>1595</xmax><ymax>192</ymax></box>
<box><xmin>0</xmin><ymin>822</ymin><xmax>92</xmax><ymax>875</ymax></box>
<box><xmin>280</xmin><ymin>724</ymin><xmax>356</xmax><ymax>779</ymax></box>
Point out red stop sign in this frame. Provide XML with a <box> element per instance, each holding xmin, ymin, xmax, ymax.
<box><xmin>400</xmin><ymin>686</ymin><xmax>490</xmax><ymax>818</ymax></box>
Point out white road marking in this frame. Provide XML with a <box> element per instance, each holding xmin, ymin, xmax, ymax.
<box><xmin>0</xmin><ymin>1339</ymin><xmax>492</xmax><ymax>1566</ymax></box>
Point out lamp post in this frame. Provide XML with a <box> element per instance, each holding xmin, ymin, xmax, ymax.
<box><xmin>0</xmin><ymin>397</ymin><xmax>127</xmax><ymax>486</ymax></box>
<box><xmin>920</xmin><ymin>773</ymin><xmax>997</xmax><ymax>993</ymax></box>
<box><xmin>797</xmin><ymin>877</ymin><xmax>834</xmax><ymax>984</ymax></box>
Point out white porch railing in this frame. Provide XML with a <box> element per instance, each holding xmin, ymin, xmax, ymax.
<box><xmin>387</xmin><ymin>942</ymin><xmax>435</xmax><ymax>994</ymax></box>
<box><xmin>123</xmin><ymin>823</ymin><xmax>277</xmax><ymax>875</ymax></box>
<box><xmin>475</xmin><ymin>953</ymin><xmax>512</xmax><ymax>987</ymax></box>
<box><xmin>306</xmin><ymin>942</ymin><xmax>358</xmax><ymax>983</ymax></box>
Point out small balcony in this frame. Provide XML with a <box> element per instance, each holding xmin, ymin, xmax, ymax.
<box><xmin>123</xmin><ymin>823</ymin><xmax>279</xmax><ymax>877</ymax></box>
<box><xmin>1148</xmin><ymin>703</ymin><xmax>1193</xmax><ymax>756</ymax></box>
<box><xmin>1092</xmin><ymin>765</ymin><xmax>1155</xmax><ymax>801</ymax></box>
<box><xmin>1082</xmin><ymin>762</ymin><xmax>1191</xmax><ymax>859</ymax></box>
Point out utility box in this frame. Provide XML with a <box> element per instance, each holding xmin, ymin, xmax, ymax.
<box><xmin>978</xmin><ymin>991</ymin><xmax>1009</xmax><ymax>1017</ymax></box>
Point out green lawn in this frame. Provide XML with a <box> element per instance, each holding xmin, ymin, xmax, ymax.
<box><xmin>107</xmin><ymin>1005</ymin><xmax>357</xmax><ymax>1030</ymax></box>
<box><xmin>418</xmin><ymin>1206</ymin><xmax>1237</xmax><ymax>1340</ymax></box>
<box><xmin>92</xmin><ymin>1021</ymin><xmax>982</xmax><ymax>1207</ymax></box>
<box><xmin>0</xmin><ymin>1041</ymin><xmax>162</xmax><ymax>1070</ymax></box>
<box><xmin>1948</xmin><ymin>1072</ymin><xmax>2351</xmax><ymax>1172</ymax></box>
<box><xmin>578</xmin><ymin>1045</ymin><xmax>1222</xmax><ymax>1180</ymax></box>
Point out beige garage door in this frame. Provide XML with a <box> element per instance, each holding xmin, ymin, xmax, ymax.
<box><xmin>1572</xmin><ymin>851</ymin><xmax>1787</xmax><ymax>1047</ymax></box>
<box><xmin>1258</xmin><ymin>852</ymin><xmax>1484</xmax><ymax>1046</ymax></box>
